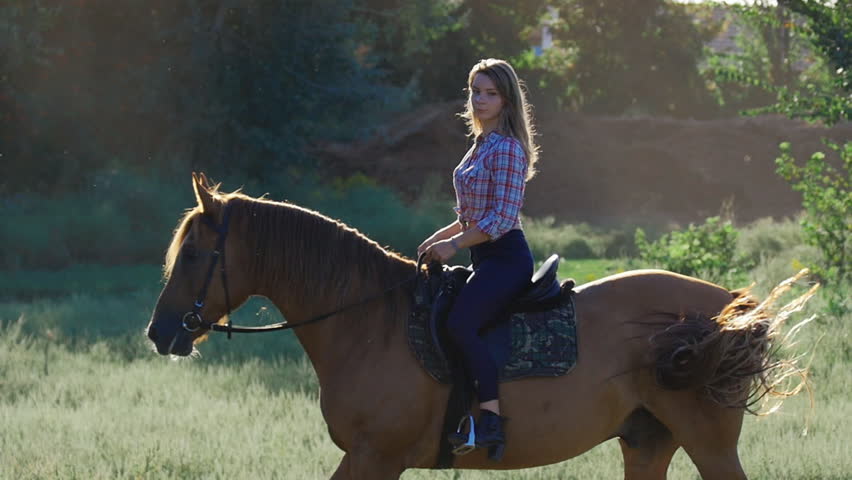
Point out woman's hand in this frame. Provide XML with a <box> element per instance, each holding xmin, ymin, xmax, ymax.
<box><xmin>417</xmin><ymin>235</ymin><xmax>438</xmax><ymax>258</ymax></box>
<box><xmin>418</xmin><ymin>221</ymin><xmax>464</xmax><ymax>259</ymax></box>
<box><xmin>423</xmin><ymin>239</ymin><xmax>458</xmax><ymax>263</ymax></box>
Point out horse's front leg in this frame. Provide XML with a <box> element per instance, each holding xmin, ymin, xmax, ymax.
<box><xmin>341</xmin><ymin>447</ymin><xmax>405</xmax><ymax>480</ymax></box>
<box><xmin>328</xmin><ymin>450</ymin><xmax>405</xmax><ymax>480</ymax></box>
<box><xmin>329</xmin><ymin>453</ymin><xmax>351</xmax><ymax>480</ymax></box>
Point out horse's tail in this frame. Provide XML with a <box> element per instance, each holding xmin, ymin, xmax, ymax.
<box><xmin>651</xmin><ymin>270</ymin><xmax>818</xmax><ymax>414</ymax></box>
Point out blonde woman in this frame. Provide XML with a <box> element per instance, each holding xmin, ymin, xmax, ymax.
<box><xmin>418</xmin><ymin>58</ymin><xmax>539</xmax><ymax>459</ymax></box>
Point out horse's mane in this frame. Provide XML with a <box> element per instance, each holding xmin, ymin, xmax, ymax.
<box><xmin>163</xmin><ymin>189</ymin><xmax>416</xmax><ymax>305</ymax></box>
<box><xmin>164</xmin><ymin>206</ymin><xmax>200</xmax><ymax>280</ymax></box>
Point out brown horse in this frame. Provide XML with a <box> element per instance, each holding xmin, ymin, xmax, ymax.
<box><xmin>147</xmin><ymin>174</ymin><xmax>814</xmax><ymax>479</ymax></box>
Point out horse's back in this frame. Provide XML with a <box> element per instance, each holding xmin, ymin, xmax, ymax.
<box><xmin>574</xmin><ymin>268</ymin><xmax>734</xmax><ymax>320</ymax></box>
<box><xmin>569</xmin><ymin>269</ymin><xmax>735</xmax><ymax>384</ymax></box>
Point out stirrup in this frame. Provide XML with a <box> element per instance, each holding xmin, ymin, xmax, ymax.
<box><xmin>447</xmin><ymin>414</ymin><xmax>476</xmax><ymax>456</ymax></box>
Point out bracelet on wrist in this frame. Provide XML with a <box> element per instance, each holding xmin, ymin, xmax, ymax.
<box><xmin>450</xmin><ymin>238</ymin><xmax>461</xmax><ymax>250</ymax></box>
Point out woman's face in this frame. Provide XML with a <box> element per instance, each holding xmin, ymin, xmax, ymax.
<box><xmin>470</xmin><ymin>73</ymin><xmax>504</xmax><ymax>127</ymax></box>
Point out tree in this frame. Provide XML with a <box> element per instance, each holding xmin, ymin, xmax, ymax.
<box><xmin>0</xmin><ymin>0</ymin><xmax>411</xmax><ymax>192</ymax></box>
<box><xmin>704</xmin><ymin>2</ymin><xmax>803</xmax><ymax>115</ymax></box>
<box><xmin>549</xmin><ymin>0</ymin><xmax>721</xmax><ymax>117</ymax></box>
<box><xmin>365</xmin><ymin>0</ymin><xmax>550</xmax><ymax>102</ymax></box>
<box><xmin>739</xmin><ymin>0</ymin><xmax>851</xmax><ymax>124</ymax></box>
<box><xmin>0</xmin><ymin>2</ymin><xmax>70</xmax><ymax>191</ymax></box>
<box><xmin>766</xmin><ymin>0</ymin><xmax>851</xmax><ymax>310</ymax></box>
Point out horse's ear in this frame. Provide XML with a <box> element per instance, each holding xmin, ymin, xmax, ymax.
<box><xmin>192</xmin><ymin>172</ymin><xmax>215</xmax><ymax>214</ymax></box>
<box><xmin>199</xmin><ymin>172</ymin><xmax>212</xmax><ymax>189</ymax></box>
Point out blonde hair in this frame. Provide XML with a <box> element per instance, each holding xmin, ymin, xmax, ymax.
<box><xmin>461</xmin><ymin>58</ymin><xmax>540</xmax><ymax>180</ymax></box>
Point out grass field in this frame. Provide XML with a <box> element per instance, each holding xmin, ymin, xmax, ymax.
<box><xmin>1</xmin><ymin>257</ymin><xmax>850</xmax><ymax>479</ymax></box>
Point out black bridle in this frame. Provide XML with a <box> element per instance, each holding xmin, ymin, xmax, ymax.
<box><xmin>180</xmin><ymin>203</ymin><xmax>235</xmax><ymax>337</ymax></box>
<box><xmin>180</xmin><ymin>204</ymin><xmax>421</xmax><ymax>338</ymax></box>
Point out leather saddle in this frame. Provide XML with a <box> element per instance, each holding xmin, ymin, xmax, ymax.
<box><xmin>412</xmin><ymin>253</ymin><xmax>575</xmax><ymax>466</ymax></box>
<box><xmin>415</xmin><ymin>254</ymin><xmax>572</xmax><ymax>372</ymax></box>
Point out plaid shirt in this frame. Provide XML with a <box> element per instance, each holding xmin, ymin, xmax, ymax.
<box><xmin>453</xmin><ymin>131</ymin><xmax>528</xmax><ymax>240</ymax></box>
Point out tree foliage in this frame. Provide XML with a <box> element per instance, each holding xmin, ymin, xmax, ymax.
<box><xmin>717</xmin><ymin>0</ymin><xmax>851</xmax><ymax>124</ymax></box>
<box><xmin>7</xmin><ymin>0</ymin><xmax>841</xmax><ymax>195</ymax></box>
<box><xmin>549</xmin><ymin>0</ymin><xmax>721</xmax><ymax>117</ymax></box>
<box><xmin>361</xmin><ymin>0</ymin><xmax>550</xmax><ymax>102</ymax></box>
<box><xmin>0</xmin><ymin>0</ymin><xmax>413</xmax><ymax>193</ymax></box>
<box><xmin>775</xmin><ymin>0</ymin><xmax>851</xmax><ymax>124</ymax></box>
<box><xmin>760</xmin><ymin>0</ymin><xmax>851</xmax><ymax>311</ymax></box>
<box><xmin>1</xmin><ymin>0</ymin><xmax>557</xmax><ymax>192</ymax></box>
<box><xmin>704</xmin><ymin>2</ymin><xmax>801</xmax><ymax>114</ymax></box>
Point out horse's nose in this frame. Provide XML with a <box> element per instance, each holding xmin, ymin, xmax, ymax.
<box><xmin>147</xmin><ymin>324</ymin><xmax>159</xmax><ymax>343</ymax></box>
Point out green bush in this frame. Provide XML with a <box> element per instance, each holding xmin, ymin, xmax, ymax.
<box><xmin>0</xmin><ymin>169</ymin><xmax>455</xmax><ymax>269</ymax></box>
<box><xmin>523</xmin><ymin>216</ymin><xmax>636</xmax><ymax>260</ymax></box>
<box><xmin>523</xmin><ymin>217</ymin><xmax>596</xmax><ymax>259</ymax></box>
<box><xmin>776</xmin><ymin>141</ymin><xmax>851</xmax><ymax>285</ymax></box>
<box><xmin>0</xmin><ymin>171</ymin><xmax>188</xmax><ymax>269</ymax></box>
<box><xmin>635</xmin><ymin>216</ymin><xmax>749</xmax><ymax>279</ymax></box>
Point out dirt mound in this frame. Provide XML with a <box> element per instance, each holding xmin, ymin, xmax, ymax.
<box><xmin>317</xmin><ymin>102</ymin><xmax>851</xmax><ymax>227</ymax></box>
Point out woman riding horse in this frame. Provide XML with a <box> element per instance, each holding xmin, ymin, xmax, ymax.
<box><xmin>146</xmin><ymin>172</ymin><xmax>815</xmax><ymax>479</ymax></box>
<box><xmin>418</xmin><ymin>58</ymin><xmax>540</xmax><ymax>457</ymax></box>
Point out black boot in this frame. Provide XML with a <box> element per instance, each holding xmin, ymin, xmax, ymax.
<box><xmin>475</xmin><ymin>410</ymin><xmax>506</xmax><ymax>461</ymax></box>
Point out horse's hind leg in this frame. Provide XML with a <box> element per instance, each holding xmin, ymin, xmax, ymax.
<box><xmin>674</xmin><ymin>410</ymin><xmax>746</xmax><ymax>480</ymax></box>
<box><xmin>617</xmin><ymin>409</ymin><xmax>679</xmax><ymax>480</ymax></box>
<box><xmin>686</xmin><ymin>448</ymin><xmax>746</xmax><ymax>480</ymax></box>
<box><xmin>646</xmin><ymin>393</ymin><xmax>748</xmax><ymax>480</ymax></box>
<box><xmin>620</xmin><ymin>436</ymin><xmax>678</xmax><ymax>480</ymax></box>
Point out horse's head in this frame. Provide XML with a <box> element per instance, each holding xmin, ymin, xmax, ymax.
<box><xmin>147</xmin><ymin>173</ymin><xmax>251</xmax><ymax>356</ymax></box>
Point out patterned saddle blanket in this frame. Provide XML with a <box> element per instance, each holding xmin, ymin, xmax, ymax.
<box><xmin>407</xmin><ymin>265</ymin><xmax>578</xmax><ymax>384</ymax></box>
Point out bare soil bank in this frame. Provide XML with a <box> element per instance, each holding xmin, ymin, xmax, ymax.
<box><xmin>318</xmin><ymin>102</ymin><xmax>851</xmax><ymax>227</ymax></box>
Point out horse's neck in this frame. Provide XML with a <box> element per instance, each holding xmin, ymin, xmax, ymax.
<box><xmin>256</xmin><ymin>233</ymin><xmax>412</xmax><ymax>323</ymax></box>
<box><xmin>253</xmin><ymin>218</ymin><xmax>414</xmax><ymax>381</ymax></box>
<box><xmin>270</xmin><ymin>263</ymin><xmax>412</xmax><ymax>383</ymax></box>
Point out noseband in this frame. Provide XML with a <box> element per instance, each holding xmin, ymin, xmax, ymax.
<box><xmin>180</xmin><ymin>203</ymin><xmax>423</xmax><ymax>338</ymax></box>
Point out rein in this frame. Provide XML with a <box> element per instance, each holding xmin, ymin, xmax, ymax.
<box><xmin>180</xmin><ymin>204</ymin><xmax>424</xmax><ymax>338</ymax></box>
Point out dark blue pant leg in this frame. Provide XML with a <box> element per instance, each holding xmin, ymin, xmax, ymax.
<box><xmin>447</xmin><ymin>238</ymin><xmax>532</xmax><ymax>403</ymax></box>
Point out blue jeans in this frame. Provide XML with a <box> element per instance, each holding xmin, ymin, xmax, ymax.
<box><xmin>447</xmin><ymin>229</ymin><xmax>534</xmax><ymax>403</ymax></box>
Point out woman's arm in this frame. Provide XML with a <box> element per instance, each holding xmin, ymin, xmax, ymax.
<box><xmin>422</xmin><ymin>224</ymin><xmax>490</xmax><ymax>263</ymax></box>
<box><xmin>417</xmin><ymin>220</ymin><xmax>463</xmax><ymax>257</ymax></box>
<box><xmin>449</xmin><ymin>227</ymin><xmax>490</xmax><ymax>249</ymax></box>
